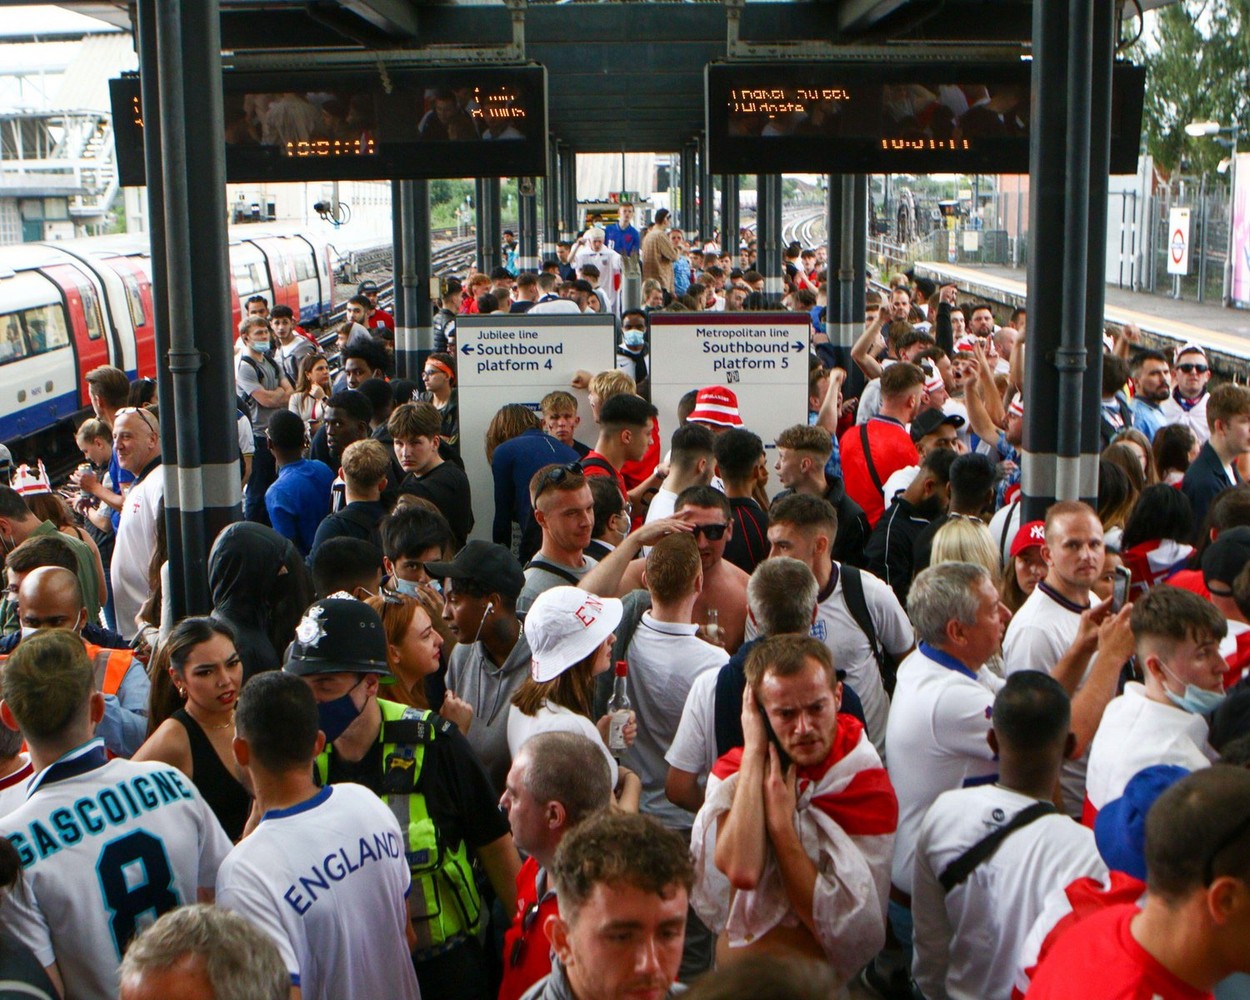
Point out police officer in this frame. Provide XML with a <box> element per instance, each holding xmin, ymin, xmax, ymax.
<box><xmin>284</xmin><ymin>597</ymin><xmax>521</xmax><ymax>1000</ymax></box>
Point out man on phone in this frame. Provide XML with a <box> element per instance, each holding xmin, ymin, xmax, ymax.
<box><xmin>690</xmin><ymin>635</ymin><xmax>896</xmax><ymax>988</ymax></box>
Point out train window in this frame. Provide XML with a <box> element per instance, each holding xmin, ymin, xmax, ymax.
<box><xmin>0</xmin><ymin>315</ymin><xmax>26</xmax><ymax>364</ymax></box>
<box><xmin>79</xmin><ymin>285</ymin><xmax>104</xmax><ymax>341</ymax></box>
<box><xmin>22</xmin><ymin>303</ymin><xmax>70</xmax><ymax>355</ymax></box>
<box><xmin>232</xmin><ymin>262</ymin><xmax>255</xmax><ymax>295</ymax></box>
<box><xmin>121</xmin><ymin>274</ymin><xmax>146</xmax><ymax>328</ymax></box>
<box><xmin>294</xmin><ymin>253</ymin><xmax>317</xmax><ymax>282</ymax></box>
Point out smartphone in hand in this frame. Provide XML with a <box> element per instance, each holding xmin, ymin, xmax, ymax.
<box><xmin>758</xmin><ymin>706</ymin><xmax>792</xmax><ymax>771</ymax></box>
<box><xmin>1112</xmin><ymin>565</ymin><xmax>1132</xmax><ymax>612</ymax></box>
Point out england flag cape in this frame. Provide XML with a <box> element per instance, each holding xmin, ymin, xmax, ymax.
<box><xmin>690</xmin><ymin>715</ymin><xmax>897</xmax><ymax>984</ymax></box>
<box><xmin>1010</xmin><ymin>870</ymin><xmax>1147</xmax><ymax>1000</ymax></box>
<box><xmin>1120</xmin><ymin>538</ymin><xmax>1193</xmax><ymax>600</ymax></box>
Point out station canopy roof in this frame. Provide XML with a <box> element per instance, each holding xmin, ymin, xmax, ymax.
<box><xmin>57</xmin><ymin>0</ymin><xmax>1160</xmax><ymax>153</ymax></box>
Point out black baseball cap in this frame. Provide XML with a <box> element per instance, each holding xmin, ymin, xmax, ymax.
<box><xmin>425</xmin><ymin>540</ymin><xmax>525</xmax><ymax>601</ymax></box>
<box><xmin>358</xmin><ymin>280</ymin><xmax>380</xmax><ymax>294</ymax></box>
<box><xmin>910</xmin><ymin>409</ymin><xmax>965</xmax><ymax>444</ymax></box>
<box><xmin>1202</xmin><ymin>526</ymin><xmax>1250</xmax><ymax>594</ymax></box>
<box><xmin>284</xmin><ymin>598</ymin><xmax>393</xmax><ymax>678</ymax></box>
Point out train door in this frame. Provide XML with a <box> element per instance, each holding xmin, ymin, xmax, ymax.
<box><xmin>100</xmin><ymin>255</ymin><xmax>157</xmax><ymax>378</ymax></box>
<box><xmin>0</xmin><ymin>270</ymin><xmax>79</xmax><ymax>442</ymax></box>
<box><xmin>41</xmin><ymin>263</ymin><xmax>110</xmax><ymax>407</ymax></box>
<box><xmin>246</xmin><ymin>237</ymin><xmax>298</xmax><ymax>317</ymax></box>
<box><xmin>230</xmin><ymin>242</ymin><xmax>273</xmax><ymax>319</ymax></box>
<box><xmin>285</xmin><ymin>236</ymin><xmax>324</xmax><ymax>323</ymax></box>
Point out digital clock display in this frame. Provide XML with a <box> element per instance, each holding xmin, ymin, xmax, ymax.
<box><xmin>705</xmin><ymin>61</ymin><xmax>1144</xmax><ymax>175</ymax></box>
<box><xmin>111</xmin><ymin>65</ymin><xmax>548</xmax><ymax>185</ymax></box>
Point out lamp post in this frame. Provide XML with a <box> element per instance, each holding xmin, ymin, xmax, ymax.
<box><xmin>1186</xmin><ymin>119</ymin><xmax>1241</xmax><ymax>305</ymax></box>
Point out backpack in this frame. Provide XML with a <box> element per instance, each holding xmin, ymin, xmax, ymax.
<box><xmin>840</xmin><ymin>565</ymin><xmax>903</xmax><ymax>697</ymax></box>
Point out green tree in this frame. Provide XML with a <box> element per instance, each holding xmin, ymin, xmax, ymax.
<box><xmin>1137</xmin><ymin>0</ymin><xmax>1250</xmax><ymax>174</ymax></box>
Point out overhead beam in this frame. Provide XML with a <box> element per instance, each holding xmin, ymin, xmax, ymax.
<box><xmin>340</xmin><ymin>0</ymin><xmax>420</xmax><ymax>38</ymax></box>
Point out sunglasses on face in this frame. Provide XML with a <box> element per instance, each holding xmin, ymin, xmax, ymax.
<box><xmin>689</xmin><ymin>522</ymin><xmax>728</xmax><ymax>541</ymax></box>
<box><xmin>1176</xmin><ymin>363</ymin><xmax>1209</xmax><ymax>374</ymax></box>
<box><xmin>532</xmin><ymin>462</ymin><xmax>583</xmax><ymax>504</ymax></box>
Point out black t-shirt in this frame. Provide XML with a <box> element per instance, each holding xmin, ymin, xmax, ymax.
<box><xmin>399</xmin><ymin>460</ymin><xmax>474</xmax><ymax>548</ymax></box>
<box><xmin>725</xmin><ymin>496</ymin><xmax>770</xmax><ymax>574</ymax></box>
<box><xmin>325</xmin><ymin>715</ymin><xmax>510</xmax><ymax>851</ymax></box>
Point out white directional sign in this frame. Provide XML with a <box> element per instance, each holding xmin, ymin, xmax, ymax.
<box><xmin>1168</xmin><ymin>206</ymin><xmax>1191</xmax><ymax>276</ymax></box>
<box><xmin>647</xmin><ymin>312</ymin><xmax>811</xmax><ymax>454</ymax></box>
<box><xmin>456</xmin><ymin>314</ymin><xmax>616</xmax><ymax>541</ymax></box>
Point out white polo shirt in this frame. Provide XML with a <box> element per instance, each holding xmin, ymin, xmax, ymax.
<box><xmin>624</xmin><ymin>614</ymin><xmax>727</xmax><ymax>829</ymax></box>
<box><xmin>665</xmin><ymin>668</ymin><xmax>720</xmax><ymax>784</ymax></box>
<box><xmin>912</xmin><ymin>784</ymin><xmax>1107</xmax><ymax>1000</ymax></box>
<box><xmin>886</xmin><ymin>643</ymin><xmax>1003</xmax><ymax>895</ymax></box>
<box><xmin>1083</xmin><ymin>682</ymin><xmax>1214</xmax><ymax>823</ymax></box>
<box><xmin>1002</xmin><ymin>582</ymin><xmax>1090</xmax><ymax>816</ymax></box>
<box><xmin>112</xmin><ymin>464</ymin><xmax>165</xmax><ymax>641</ymax></box>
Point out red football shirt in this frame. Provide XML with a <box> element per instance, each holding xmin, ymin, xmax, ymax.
<box><xmin>1025</xmin><ymin>904</ymin><xmax>1213</xmax><ymax>1000</ymax></box>
<box><xmin>839</xmin><ymin>417</ymin><xmax>918</xmax><ymax>528</ymax></box>
<box><xmin>498</xmin><ymin>857</ymin><xmax>558</xmax><ymax>1000</ymax></box>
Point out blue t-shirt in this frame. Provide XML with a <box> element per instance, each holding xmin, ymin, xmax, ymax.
<box><xmin>265</xmin><ymin>459</ymin><xmax>336</xmax><ymax>557</ymax></box>
<box><xmin>107</xmin><ymin>451</ymin><xmax>137</xmax><ymax>532</ymax></box>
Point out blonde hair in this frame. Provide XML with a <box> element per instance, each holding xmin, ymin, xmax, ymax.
<box><xmin>931</xmin><ymin>517</ymin><xmax>1000</xmax><ymax>583</ymax></box>
<box><xmin>588</xmin><ymin>370</ymin><xmax>636</xmax><ymax>404</ymax></box>
<box><xmin>340</xmin><ymin>438</ymin><xmax>390</xmax><ymax>491</ymax></box>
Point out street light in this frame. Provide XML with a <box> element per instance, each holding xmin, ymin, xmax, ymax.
<box><xmin>1186</xmin><ymin>119</ymin><xmax>1242</xmax><ymax>305</ymax></box>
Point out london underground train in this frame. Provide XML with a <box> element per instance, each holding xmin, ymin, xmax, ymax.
<box><xmin>0</xmin><ymin>226</ymin><xmax>338</xmax><ymax>460</ymax></box>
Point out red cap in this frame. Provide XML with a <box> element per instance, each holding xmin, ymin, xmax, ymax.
<box><xmin>688</xmin><ymin>386</ymin><xmax>743</xmax><ymax>427</ymax></box>
<box><xmin>1010</xmin><ymin>520</ymin><xmax>1046</xmax><ymax>558</ymax></box>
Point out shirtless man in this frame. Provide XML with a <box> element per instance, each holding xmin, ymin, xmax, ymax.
<box><xmin>582</xmin><ymin>486</ymin><xmax>749</xmax><ymax>653</ymax></box>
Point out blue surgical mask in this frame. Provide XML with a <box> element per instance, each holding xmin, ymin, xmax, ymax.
<box><xmin>317</xmin><ymin>677</ymin><xmax>365</xmax><ymax>742</ymax></box>
<box><xmin>622</xmin><ymin>329</ymin><xmax>646</xmax><ymax>349</ymax></box>
<box><xmin>392</xmin><ymin>577</ymin><xmax>422</xmax><ymax>598</ymax></box>
<box><xmin>1161</xmin><ymin>663</ymin><xmax>1227</xmax><ymax>715</ymax></box>
<box><xmin>19</xmin><ymin>626</ymin><xmax>38</xmax><ymax>641</ymax></box>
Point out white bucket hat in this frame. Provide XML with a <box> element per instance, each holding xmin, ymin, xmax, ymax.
<box><xmin>524</xmin><ymin>587</ymin><xmax>623</xmax><ymax>683</ymax></box>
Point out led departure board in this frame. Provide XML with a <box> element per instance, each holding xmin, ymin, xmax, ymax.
<box><xmin>111</xmin><ymin>64</ymin><xmax>548</xmax><ymax>184</ymax></box>
<box><xmin>706</xmin><ymin>61</ymin><xmax>1145</xmax><ymax>174</ymax></box>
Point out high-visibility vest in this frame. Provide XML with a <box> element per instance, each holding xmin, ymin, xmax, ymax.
<box><xmin>313</xmin><ymin>699</ymin><xmax>482</xmax><ymax>952</ymax></box>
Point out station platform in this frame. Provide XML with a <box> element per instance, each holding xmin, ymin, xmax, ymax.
<box><xmin>912</xmin><ymin>261</ymin><xmax>1250</xmax><ymax>369</ymax></box>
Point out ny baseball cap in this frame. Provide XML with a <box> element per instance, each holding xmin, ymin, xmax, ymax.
<box><xmin>1201</xmin><ymin>526</ymin><xmax>1250</xmax><ymax>594</ymax></box>
<box><xmin>910</xmin><ymin>409</ymin><xmax>964</xmax><ymax>444</ymax></box>
<box><xmin>358</xmin><ymin>280</ymin><xmax>380</xmax><ymax>294</ymax></box>
<box><xmin>524</xmin><ymin>587</ymin><xmax>623</xmax><ymax>683</ymax></box>
<box><xmin>284</xmin><ymin>598</ymin><xmax>393</xmax><ymax>678</ymax></box>
<box><xmin>1094</xmin><ymin>764</ymin><xmax>1189</xmax><ymax>879</ymax></box>
<box><xmin>1010</xmin><ymin>520</ymin><xmax>1046</xmax><ymax>558</ymax></box>
<box><xmin>425</xmin><ymin>540</ymin><xmax>526</xmax><ymax>602</ymax></box>
<box><xmin>689</xmin><ymin>386</ymin><xmax>743</xmax><ymax>427</ymax></box>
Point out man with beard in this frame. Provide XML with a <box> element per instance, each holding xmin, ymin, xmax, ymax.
<box><xmin>1129</xmin><ymin>349</ymin><xmax>1171</xmax><ymax>442</ymax></box>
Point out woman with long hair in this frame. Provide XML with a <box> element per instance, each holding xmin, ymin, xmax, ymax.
<box><xmin>1119</xmin><ymin>484</ymin><xmax>1196</xmax><ymax>600</ymax></box>
<box><xmin>365</xmin><ymin>591</ymin><xmax>472</xmax><ymax>732</ymax></box>
<box><xmin>288</xmin><ymin>352</ymin><xmax>331</xmax><ymax>435</ymax></box>
<box><xmin>1000</xmin><ymin>519</ymin><xmax>1047</xmax><ymax>615</ymax></box>
<box><xmin>23</xmin><ymin>490</ymin><xmax>107</xmax><ymax>605</ymax></box>
<box><xmin>1110</xmin><ymin>427</ymin><xmax>1159</xmax><ymax>486</ymax></box>
<box><xmin>506</xmin><ymin>587</ymin><xmax>639</xmax><ymax>809</ymax></box>
<box><xmin>134</xmin><ymin>617</ymin><xmax>252</xmax><ymax>841</ymax></box>
<box><xmin>1153</xmin><ymin>423</ymin><xmax>1199</xmax><ymax>486</ymax></box>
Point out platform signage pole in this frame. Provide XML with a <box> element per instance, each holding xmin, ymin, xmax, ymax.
<box><xmin>456</xmin><ymin>314</ymin><xmax>616</xmax><ymax>541</ymax></box>
<box><xmin>647</xmin><ymin>312</ymin><xmax>809</xmax><ymax>453</ymax></box>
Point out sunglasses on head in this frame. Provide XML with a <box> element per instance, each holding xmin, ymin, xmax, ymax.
<box><xmin>689</xmin><ymin>522</ymin><xmax>728</xmax><ymax>541</ymax></box>
<box><xmin>532</xmin><ymin>462</ymin><xmax>584</xmax><ymax>504</ymax></box>
<box><xmin>1176</xmin><ymin>363</ymin><xmax>1209</xmax><ymax>374</ymax></box>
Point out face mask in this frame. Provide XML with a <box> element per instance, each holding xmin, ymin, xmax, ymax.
<box><xmin>622</xmin><ymin>329</ymin><xmax>646</xmax><ymax>349</ymax></box>
<box><xmin>392</xmin><ymin>577</ymin><xmax>422</xmax><ymax>598</ymax></box>
<box><xmin>1161</xmin><ymin>663</ymin><xmax>1227</xmax><ymax>715</ymax></box>
<box><xmin>317</xmin><ymin>677</ymin><xmax>365</xmax><ymax>742</ymax></box>
<box><xmin>19</xmin><ymin>626</ymin><xmax>38</xmax><ymax>641</ymax></box>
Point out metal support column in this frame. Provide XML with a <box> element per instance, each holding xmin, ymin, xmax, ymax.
<box><xmin>475</xmin><ymin>177</ymin><xmax>500</xmax><ymax>274</ymax></box>
<box><xmin>1022</xmin><ymin>0</ymin><xmax>1101</xmax><ymax>518</ymax></box>
<box><xmin>721</xmin><ymin>174</ymin><xmax>739</xmax><ymax>258</ymax></box>
<box><xmin>680</xmin><ymin>144</ymin><xmax>698</xmax><ymax>233</ymax></box>
<box><xmin>396</xmin><ymin>180</ymin><xmax>429</xmax><ymax>378</ymax></box>
<box><xmin>560</xmin><ymin>144</ymin><xmax>578</xmax><ymax>240</ymax></box>
<box><xmin>824</xmin><ymin>175</ymin><xmax>862</xmax><ymax>393</ymax></box>
<box><xmin>518</xmin><ymin>177</ymin><xmax>539</xmax><ymax>272</ymax></box>
<box><xmin>543</xmin><ymin>138</ymin><xmax>559</xmax><ymax>260</ymax></box>
<box><xmin>699</xmin><ymin>135</ymin><xmax>715</xmax><ymax>245</ymax></box>
<box><xmin>391</xmin><ymin>180</ymin><xmax>407</xmax><ymax>376</ymax></box>
<box><xmin>1080</xmin><ymin>2</ymin><xmax>1116</xmax><ymax>479</ymax></box>
<box><xmin>757</xmin><ymin>173</ymin><xmax>784</xmax><ymax>304</ymax></box>
<box><xmin>146</xmin><ymin>0</ymin><xmax>239</xmax><ymax>617</ymax></box>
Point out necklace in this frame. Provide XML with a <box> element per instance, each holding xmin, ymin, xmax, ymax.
<box><xmin>189</xmin><ymin>709</ymin><xmax>235</xmax><ymax>731</ymax></box>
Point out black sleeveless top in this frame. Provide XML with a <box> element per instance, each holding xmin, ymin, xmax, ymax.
<box><xmin>173</xmin><ymin>709</ymin><xmax>252</xmax><ymax>841</ymax></box>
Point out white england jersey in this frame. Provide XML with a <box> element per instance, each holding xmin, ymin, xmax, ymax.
<box><xmin>217</xmin><ymin>782</ymin><xmax>420</xmax><ymax>1000</ymax></box>
<box><xmin>911</xmin><ymin>784</ymin><xmax>1106</xmax><ymax>1000</ymax></box>
<box><xmin>0</xmin><ymin>740</ymin><xmax>232</xmax><ymax>1000</ymax></box>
